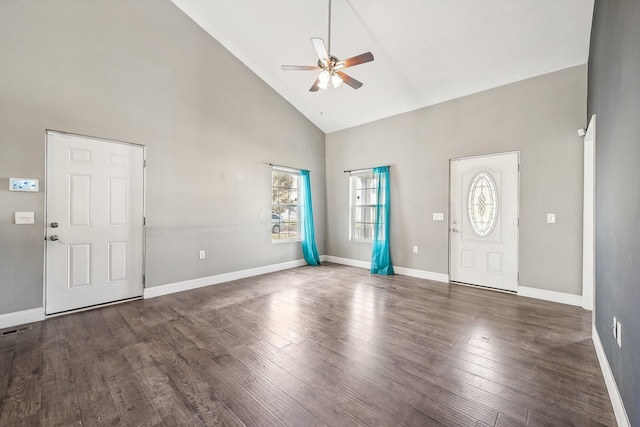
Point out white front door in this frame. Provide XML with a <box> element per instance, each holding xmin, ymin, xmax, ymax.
<box><xmin>45</xmin><ymin>132</ymin><xmax>144</xmax><ymax>314</ymax></box>
<box><xmin>450</xmin><ymin>152</ymin><xmax>519</xmax><ymax>291</ymax></box>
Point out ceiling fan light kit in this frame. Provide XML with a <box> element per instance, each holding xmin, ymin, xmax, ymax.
<box><xmin>281</xmin><ymin>0</ymin><xmax>374</xmax><ymax>92</ymax></box>
<box><xmin>331</xmin><ymin>73</ymin><xmax>343</xmax><ymax>88</ymax></box>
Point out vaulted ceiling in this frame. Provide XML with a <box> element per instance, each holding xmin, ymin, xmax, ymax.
<box><xmin>170</xmin><ymin>0</ymin><xmax>594</xmax><ymax>133</ymax></box>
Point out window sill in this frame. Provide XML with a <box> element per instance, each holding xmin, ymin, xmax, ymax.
<box><xmin>349</xmin><ymin>238</ymin><xmax>373</xmax><ymax>244</ymax></box>
<box><xmin>271</xmin><ymin>239</ymin><xmax>302</xmax><ymax>244</ymax></box>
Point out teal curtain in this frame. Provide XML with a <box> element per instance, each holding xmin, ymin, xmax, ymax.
<box><xmin>371</xmin><ymin>166</ymin><xmax>394</xmax><ymax>275</ymax></box>
<box><xmin>300</xmin><ymin>170</ymin><xmax>321</xmax><ymax>266</ymax></box>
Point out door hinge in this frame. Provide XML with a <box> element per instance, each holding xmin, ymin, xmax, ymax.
<box><xmin>143</xmin><ymin>274</ymin><xmax>146</xmax><ymax>285</ymax></box>
<box><xmin>143</xmin><ymin>217</ymin><xmax>146</xmax><ymax>226</ymax></box>
<box><xmin>143</xmin><ymin>159</ymin><xmax>147</xmax><ymax>168</ymax></box>
<box><xmin>518</xmin><ymin>163</ymin><xmax>520</xmax><ymax>172</ymax></box>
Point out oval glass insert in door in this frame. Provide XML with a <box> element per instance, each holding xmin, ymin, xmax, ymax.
<box><xmin>467</xmin><ymin>171</ymin><xmax>498</xmax><ymax>237</ymax></box>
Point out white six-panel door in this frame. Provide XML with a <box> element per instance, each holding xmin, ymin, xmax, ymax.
<box><xmin>450</xmin><ymin>152</ymin><xmax>519</xmax><ymax>292</ymax></box>
<box><xmin>45</xmin><ymin>132</ymin><xmax>144</xmax><ymax>314</ymax></box>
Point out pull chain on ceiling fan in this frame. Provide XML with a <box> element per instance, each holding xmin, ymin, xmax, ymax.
<box><xmin>281</xmin><ymin>0</ymin><xmax>374</xmax><ymax>92</ymax></box>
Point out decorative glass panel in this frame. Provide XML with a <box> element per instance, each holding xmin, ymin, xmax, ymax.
<box><xmin>468</xmin><ymin>171</ymin><xmax>498</xmax><ymax>237</ymax></box>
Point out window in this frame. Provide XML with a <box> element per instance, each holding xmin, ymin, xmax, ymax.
<box><xmin>272</xmin><ymin>170</ymin><xmax>299</xmax><ymax>241</ymax></box>
<box><xmin>349</xmin><ymin>171</ymin><xmax>380</xmax><ymax>241</ymax></box>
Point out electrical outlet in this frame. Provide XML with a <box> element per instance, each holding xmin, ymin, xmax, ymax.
<box><xmin>199</xmin><ymin>250</ymin><xmax>206</xmax><ymax>259</ymax></box>
<box><xmin>413</xmin><ymin>245</ymin><xmax>419</xmax><ymax>254</ymax></box>
<box><xmin>616</xmin><ymin>321</ymin><xmax>622</xmax><ymax>348</ymax></box>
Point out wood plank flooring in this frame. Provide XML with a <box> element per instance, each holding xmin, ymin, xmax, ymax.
<box><xmin>0</xmin><ymin>263</ymin><xmax>616</xmax><ymax>426</ymax></box>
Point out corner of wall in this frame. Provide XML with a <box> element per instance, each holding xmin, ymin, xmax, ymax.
<box><xmin>324</xmin><ymin>255</ymin><xmax>450</xmax><ymax>283</ymax></box>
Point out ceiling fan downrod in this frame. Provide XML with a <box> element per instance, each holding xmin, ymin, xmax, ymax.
<box><xmin>327</xmin><ymin>0</ymin><xmax>332</xmax><ymax>55</ymax></box>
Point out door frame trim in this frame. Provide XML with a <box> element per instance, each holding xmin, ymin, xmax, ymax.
<box><xmin>582</xmin><ymin>115</ymin><xmax>596</xmax><ymax>313</ymax></box>
<box><xmin>448</xmin><ymin>150</ymin><xmax>520</xmax><ymax>290</ymax></box>
<box><xmin>44</xmin><ymin>130</ymin><xmax>147</xmax><ymax>314</ymax></box>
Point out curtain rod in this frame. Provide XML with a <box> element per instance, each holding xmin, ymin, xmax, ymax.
<box><xmin>264</xmin><ymin>162</ymin><xmax>304</xmax><ymax>173</ymax></box>
<box><xmin>343</xmin><ymin>165</ymin><xmax>391</xmax><ymax>174</ymax></box>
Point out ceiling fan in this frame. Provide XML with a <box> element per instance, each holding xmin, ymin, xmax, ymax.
<box><xmin>281</xmin><ymin>0</ymin><xmax>374</xmax><ymax>92</ymax></box>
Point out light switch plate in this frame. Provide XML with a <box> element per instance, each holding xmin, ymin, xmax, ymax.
<box><xmin>433</xmin><ymin>213</ymin><xmax>444</xmax><ymax>221</ymax></box>
<box><xmin>15</xmin><ymin>212</ymin><xmax>35</xmax><ymax>224</ymax></box>
<box><xmin>546</xmin><ymin>213</ymin><xmax>556</xmax><ymax>223</ymax></box>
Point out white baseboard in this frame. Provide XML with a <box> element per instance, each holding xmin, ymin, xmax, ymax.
<box><xmin>394</xmin><ymin>266</ymin><xmax>450</xmax><ymax>283</ymax></box>
<box><xmin>143</xmin><ymin>255</ymin><xmax>579</xmax><ymax>309</ymax></box>
<box><xmin>0</xmin><ymin>307</ymin><xmax>45</xmax><ymax>330</ymax></box>
<box><xmin>592</xmin><ymin>324</ymin><xmax>630</xmax><ymax>427</ymax></box>
<box><xmin>2</xmin><ymin>258</ymin><xmax>331</xmax><ymax>325</ymax></box>
<box><xmin>517</xmin><ymin>286</ymin><xmax>582</xmax><ymax>307</ymax></box>
<box><xmin>144</xmin><ymin>258</ymin><xmax>312</xmax><ymax>299</ymax></box>
<box><xmin>324</xmin><ymin>255</ymin><xmax>450</xmax><ymax>283</ymax></box>
<box><xmin>324</xmin><ymin>255</ymin><xmax>371</xmax><ymax>270</ymax></box>
<box><xmin>326</xmin><ymin>256</ymin><xmax>583</xmax><ymax>306</ymax></box>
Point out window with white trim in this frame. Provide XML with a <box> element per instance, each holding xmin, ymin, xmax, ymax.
<box><xmin>272</xmin><ymin>170</ymin><xmax>300</xmax><ymax>242</ymax></box>
<box><xmin>349</xmin><ymin>171</ymin><xmax>379</xmax><ymax>241</ymax></box>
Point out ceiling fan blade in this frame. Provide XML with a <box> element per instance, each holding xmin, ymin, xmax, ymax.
<box><xmin>311</xmin><ymin>37</ymin><xmax>329</xmax><ymax>65</ymax></box>
<box><xmin>281</xmin><ymin>65</ymin><xmax>321</xmax><ymax>71</ymax></box>
<box><xmin>339</xmin><ymin>52</ymin><xmax>374</xmax><ymax>69</ymax></box>
<box><xmin>336</xmin><ymin>71</ymin><xmax>363</xmax><ymax>89</ymax></box>
<box><xmin>309</xmin><ymin>78</ymin><xmax>321</xmax><ymax>92</ymax></box>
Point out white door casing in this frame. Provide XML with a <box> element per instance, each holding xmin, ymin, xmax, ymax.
<box><xmin>45</xmin><ymin>132</ymin><xmax>144</xmax><ymax>314</ymax></box>
<box><xmin>450</xmin><ymin>152</ymin><xmax>519</xmax><ymax>291</ymax></box>
<box><xmin>583</xmin><ymin>115</ymin><xmax>596</xmax><ymax>312</ymax></box>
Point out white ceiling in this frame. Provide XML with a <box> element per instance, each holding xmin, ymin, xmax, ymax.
<box><xmin>170</xmin><ymin>0</ymin><xmax>594</xmax><ymax>134</ymax></box>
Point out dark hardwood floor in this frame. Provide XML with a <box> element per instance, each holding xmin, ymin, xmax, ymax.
<box><xmin>0</xmin><ymin>263</ymin><xmax>616</xmax><ymax>426</ymax></box>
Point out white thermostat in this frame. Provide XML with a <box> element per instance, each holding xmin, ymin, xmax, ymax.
<box><xmin>9</xmin><ymin>177</ymin><xmax>39</xmax><ymax>192</ymax></box>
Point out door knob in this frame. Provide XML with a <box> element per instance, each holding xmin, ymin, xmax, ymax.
<box><xmin>48</xmin><ymin>235</ymin><xmax>65</xmax><ymax>244</ymax></box>
<box><xmin>451</xmin><ymin>228</ymin><xmax>460</xmax><ymax>233</ymax></box>
<box><xmin>50</xmin><ymin>222</ymin><xmax>59</xmax><ymax>228</ymax></box>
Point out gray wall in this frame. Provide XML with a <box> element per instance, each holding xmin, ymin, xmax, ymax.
<box><xmin>0</xmin><ymin>0</ymin><xmax>326</xmax><ymax>315</ymax></box>
<box><xmin>326</xmin><ymin>66</ymin><xmax>587</xmax><ymax>295</ymax></box>
<box><xmin>0</xmin><ymin>0</ymin><xmax>591</xmax><ymax>318</ymax></box>
<box><xmin>588</xmin><ymin>0</ymin><xmax>640</xmax><ymax>424</ymax></box>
